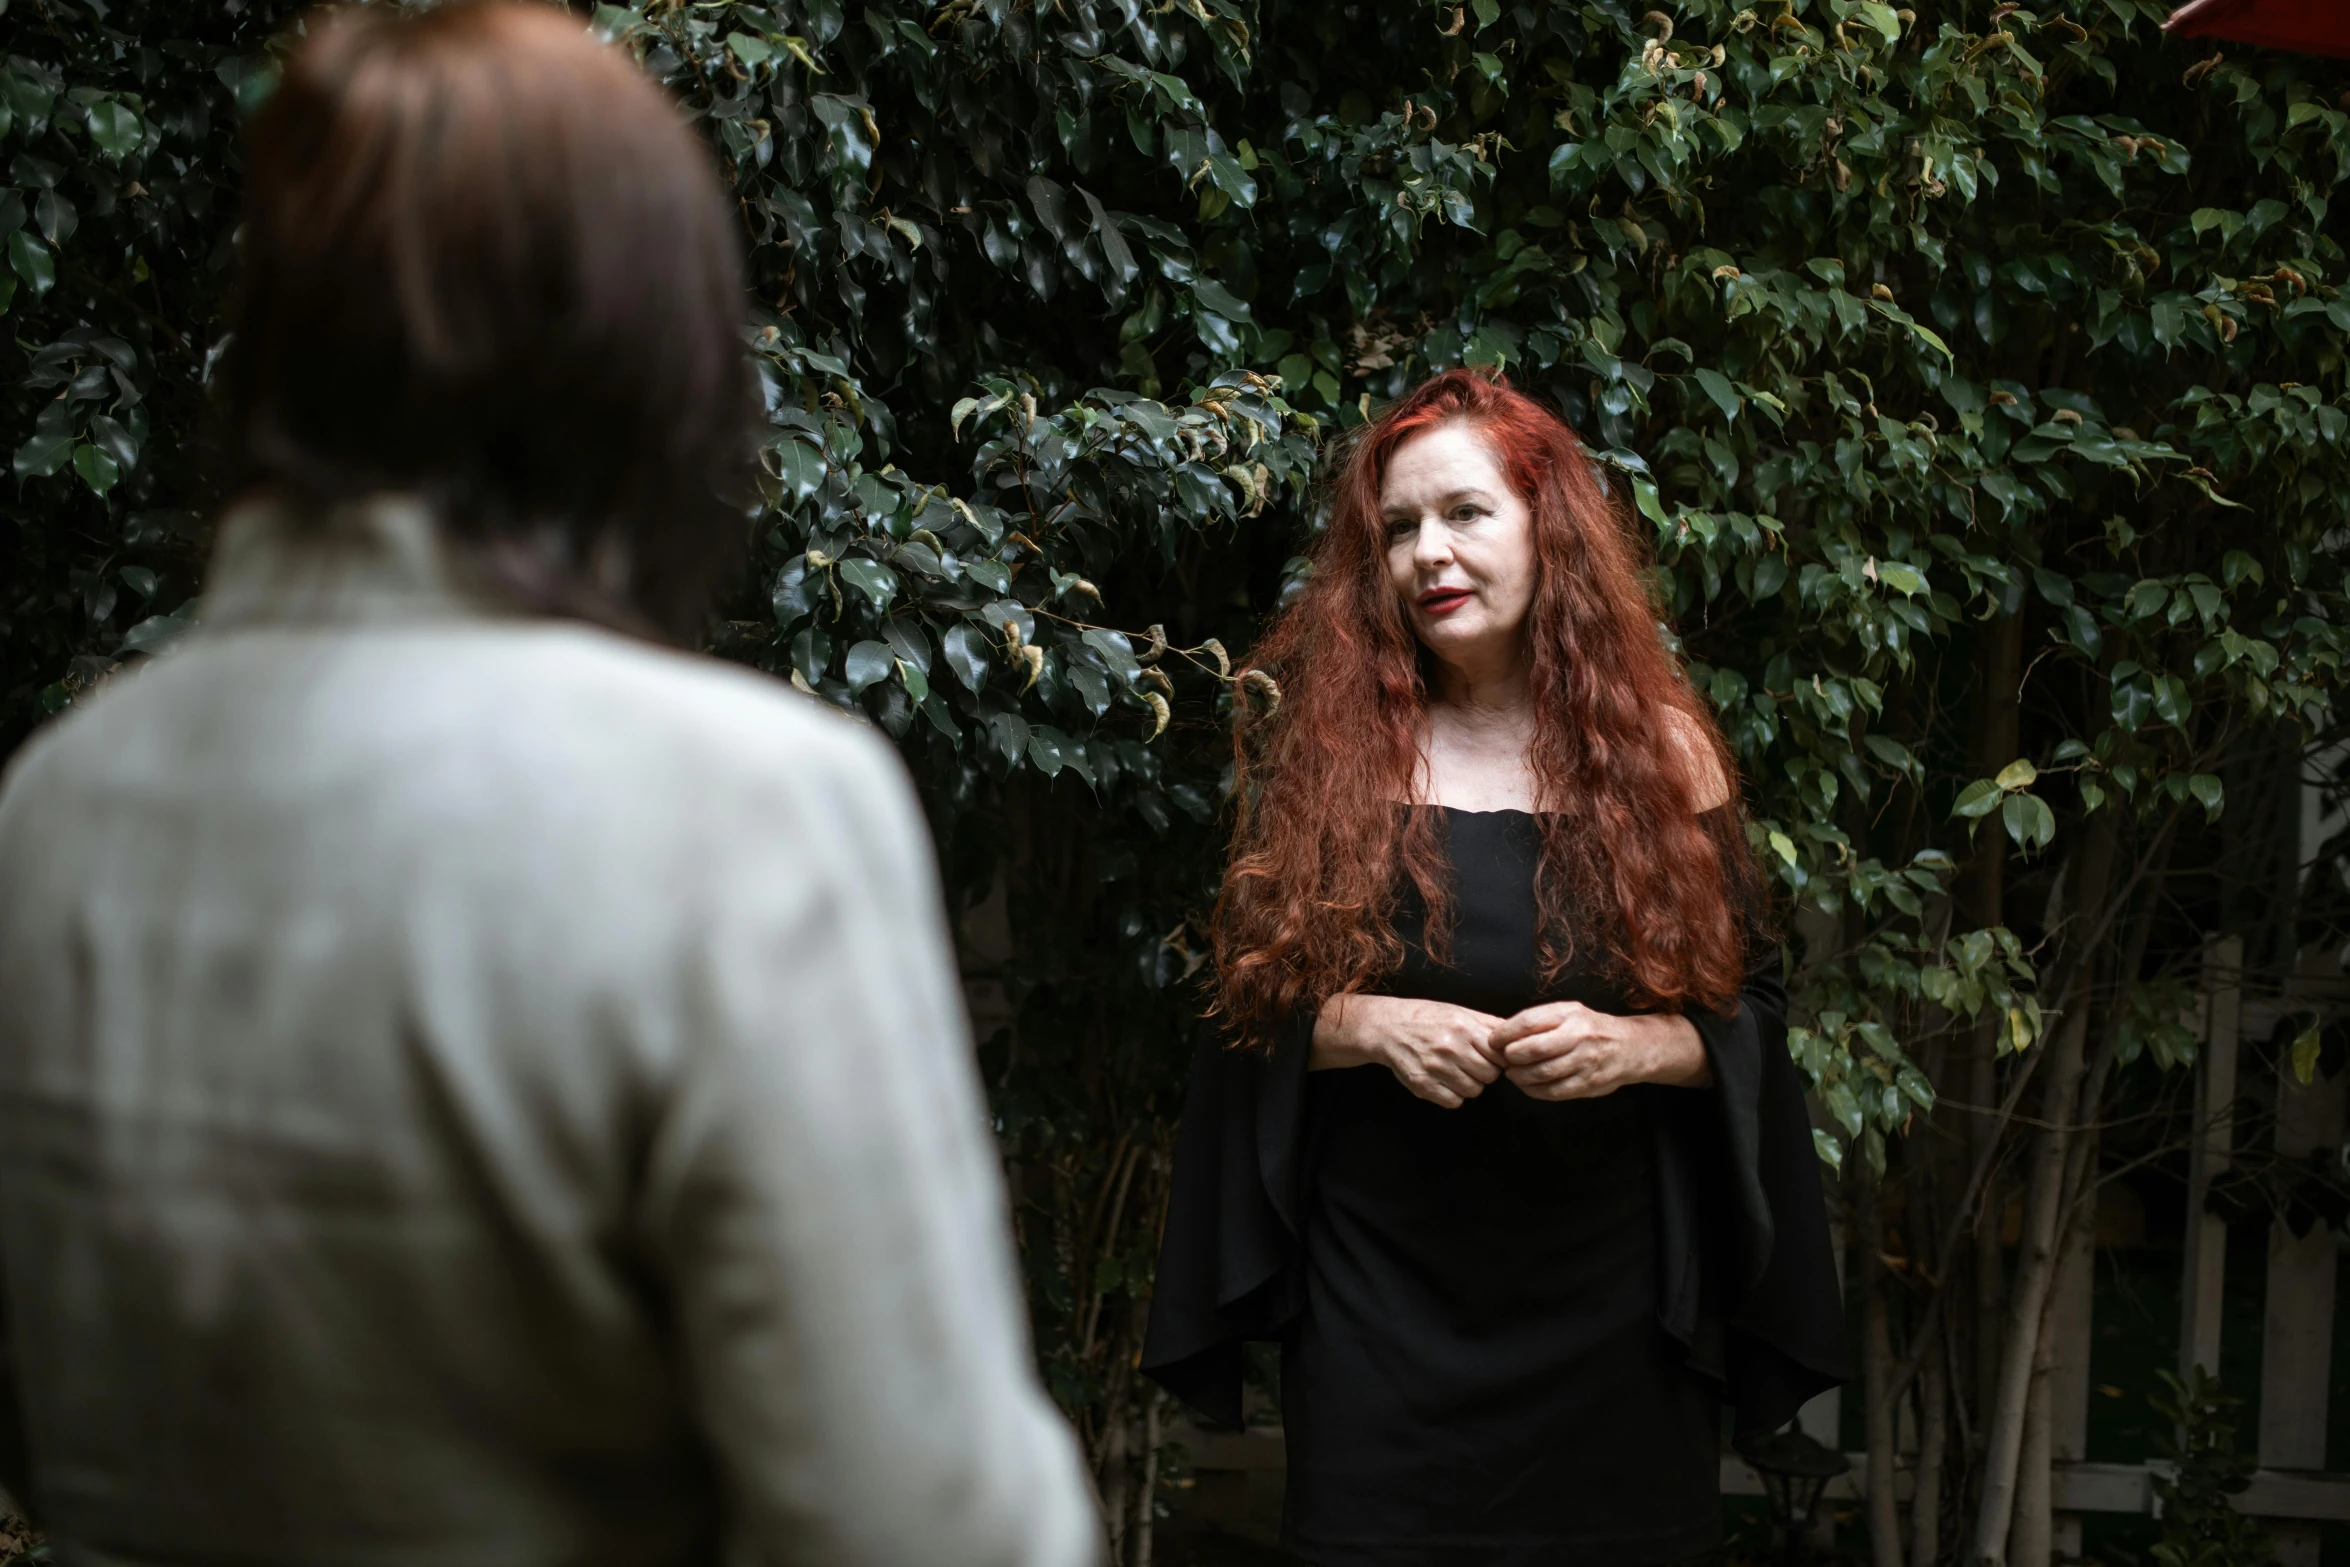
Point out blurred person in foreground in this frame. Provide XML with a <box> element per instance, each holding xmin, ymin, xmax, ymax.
<box><xmin>0</xmin><ymin>6</ymin><xmax>1096</xmax><ymax>1565</ymax></box>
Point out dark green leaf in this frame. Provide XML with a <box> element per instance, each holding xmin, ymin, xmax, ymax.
<box><xmin>2001</xmin><ymin>792</ymin><xmax>2055</xmax><ymax>853</ymax></box>
<box><xmin>71</xmin><ymin>444</ymin><xmax>118</xmax><ymax>495</ymax></box>
<box><xmin>836</xmin><ymin>558</ymin><xmax>898</xmax><ymax>612</ymax></box>
<box><xmin>7</xmin><ymin>230</ymin><xmax>53</xmax><ymax>296</ymax></box>
<box><xmin>5</xmin><ymin>427</ymin><xmax>64</xmax><ymax>487</ymax></box>
<box><xmin>1191</xmin><ymin>278</ymin><xmax>1253</xmax><ymax>323</ymax></box>
<box><xmin>1951</xmin><ymin>779</ymin><xmax>2002</xmax><ymax>819</ymax></box>
<box><xmin>844</xmin><ymin>639</ymin><xmax>895</xmax><ymax>693</ymax></box>
<box><xmin>1692</xmin><ymin>367</ymin><xmax>1741</xmax><ymax>422</ymax></box>
<box><xmin>84</xmin><ymin>99</ymin><xmax>141</xmax><ymax>160</ymax></box>
<box><xmin>943</xmin><ymin>621</ymin><xmax>990</xmax><ymax>692</ymax></box>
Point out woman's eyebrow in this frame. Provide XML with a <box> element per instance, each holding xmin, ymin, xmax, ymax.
<box><xmin>1385</xmin><ymin>487</ymin><xmax>1497</xmax><ymax>513</ymax></box>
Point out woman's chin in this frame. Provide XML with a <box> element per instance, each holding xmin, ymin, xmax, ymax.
<box><xmin>1413</xmin><ymin>619</ymin><xmax>1504</xmax><ymax>662</ymax></box>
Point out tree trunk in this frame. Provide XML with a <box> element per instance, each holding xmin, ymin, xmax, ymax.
<box><xmin>1861</xmin><ymin>1165</ymin><xmax>1908</xmax><ymax>1567</ymax></box>
<box><xmin>1904</xmin><ymin>1060</ymin><xmax>1950</xmax><ymax>1567</ymax></box>
<box><xmin>1100</xmin><ymin>1379</ymin><xmax>1130</xmax><ymax>1566</ymax></box>
<box><xmin>1914</xmin><ymin>1338</ymin><xmax>1949</xmax><ymax>1567</ymax></box>
<box><xmin>1132</xmin><ymin>1386</ymin><xmax>1161</xmax><ymax>1567</ymax></box>
<box><xmin>1969</xmin><ymin>1004</ymin><xmax>2089</xmax><ymax>1565</ymax></box>
<box><xmin>2010</xmin><ymin>1349</ymin><xmax>2053</xmax><ymax>1567</ymax></box>
<box><xmin>1960</xmin><ymin>610</ymin><xmax>2024</xmax><ymax>1425</ymax></box>
<box><xmin>1969</xmin><ymin>817</ymin><xmax>2119</xmax><ymax>1565</ymax></box>
<box><xmin>1969</xmin><ymin>1040</ymin><xmax>2007</xmax><ymax>1426</ymax></box>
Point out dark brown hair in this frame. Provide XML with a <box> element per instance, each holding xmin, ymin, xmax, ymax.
<box><xmin>1213</xmin><ymin>370</ymin><xmax>1753</xmax><ymax>1043</ymax></box>
<box><xmin>221</xmin><ymin>0</ymin><xmax>753</xmax><ymax>639</ymax></box>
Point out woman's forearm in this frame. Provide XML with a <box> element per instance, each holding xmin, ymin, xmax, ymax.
<box><xmin>1309</xmin><ymin>993</ymin><xmax>1385</xmax><ymax>1071</ymax></box>
<box><xmin>1647</xmin><ymin>1014</ymin><xmax>1714</xmax><ymax>1088</ymax></box>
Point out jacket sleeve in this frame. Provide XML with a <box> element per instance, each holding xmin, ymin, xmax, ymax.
<box><xmin>643</xmin><ymin>727</ymin><xmax>1099</xmax><ymax>1567</ymax></box>
<box><xmin>1139</xmin><ymin>1007</ymin><xmax>1313</xmax><ymax>1428</ymax></box>
<box><xmin>1674</xmin><ymin>941</ymin><xmax>1854</xmax><ymax>1435</ymax></box>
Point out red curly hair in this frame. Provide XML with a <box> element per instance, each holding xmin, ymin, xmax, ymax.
<box><xmin>1212</xmin><ymin>369</ymin><xmax>1753</xmax><ymax>1044</ymax></box>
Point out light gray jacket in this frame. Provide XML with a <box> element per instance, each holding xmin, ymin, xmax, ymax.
<box><xmin>0</xmin><ymin>501</ymin><xmax>1097</xmax><ymax>1567</ymax></box>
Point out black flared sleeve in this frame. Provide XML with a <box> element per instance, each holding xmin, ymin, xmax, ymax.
<box><xmin>1651</xmin><ymin>941</ymin><xmax>1854</xmax><ymax>1434</ymax></box>
<box><xmin>1140</xmin><ymin>1007</ymin><xmax>1313</xmax><ymax>1428</ymax></box>
<box><xmin>1144</xmin><ymin>824</ymin><xmax>1853</xmax><ymax>1436</ymax></box>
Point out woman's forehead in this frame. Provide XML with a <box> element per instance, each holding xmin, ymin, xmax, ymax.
<box><xmin>1381</xmin><ymin>421</ymin><xmax>1512</xmax><ymax>504</ymax></box>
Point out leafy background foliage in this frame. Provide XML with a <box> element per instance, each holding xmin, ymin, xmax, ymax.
<box><xmin>6</xmin><ymin>0</ymin><xmax>2350</xmax><ymax>1559</ymax></box>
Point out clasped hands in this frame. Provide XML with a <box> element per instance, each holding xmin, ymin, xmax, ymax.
<box><xmin>1310</xmin><ymin>992</ymin><xmax>1714</xmax><ymax>1109</ymax></box>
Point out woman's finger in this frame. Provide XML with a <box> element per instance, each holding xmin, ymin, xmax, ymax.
<box><xmin>1514</xmin><ymin>1047</ymin><xmax>1620</xmax><ymax>1097</ymax></box>
<box><xmin>1555</xmin><ymin>1065</ymin><xmax>1623</xmax><ymax>1100</ymax></box>
<box><xmin>1487</xmin><ymin>1004</ymin><xmax>1561</xmax><ymax>1048</ymax></box>
<box><xmin>1416</xmin><ymin>1054</ymin><xmax>1467</xmax><ymax>1095</ymax></box>
<box><xmin>1401</xmin><ymin>1065</ymin><xmax>1442</xmax><ymax>1103</ymax></box>
<box><xmin>1456</xmin><ymin>1045</ymin><xmax>1502</xmax><ymax>1083</ymax></box>
<box><xmin>1518</xmin><ymin>1056</ymin><xmax>1582</xmax><ymax>1089</ymax></box>
<box><xmin>1501</xmin><ymin>1029</ymin><xmax>1571</xmax><ymax>1068</ymax></box>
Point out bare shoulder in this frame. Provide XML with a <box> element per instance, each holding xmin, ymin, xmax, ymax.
<box><xmin>1660</xmin><ymin>707</ymin><xmax>1731</xmax><ymax>812</ymax></box>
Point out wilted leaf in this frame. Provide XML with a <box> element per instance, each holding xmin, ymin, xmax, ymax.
<box><xmin>2291</xmin><ymin>1023</ymin><xmax>2322</xmax><ymax>1085</ymax></box>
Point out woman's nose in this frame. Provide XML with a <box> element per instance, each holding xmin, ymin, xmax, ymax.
<box><xmin>1413</xmin><ymin>519</ymin><xmax>1455</xmax><ymax>568</ymax></box>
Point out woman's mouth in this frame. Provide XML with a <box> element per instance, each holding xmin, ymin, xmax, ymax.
<box><xmin>1418</xmin><ymin>587</ymin><xmax>1473</xmax><ymax>616</ymax></box>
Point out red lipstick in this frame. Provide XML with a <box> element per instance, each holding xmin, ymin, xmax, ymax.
<box><xmin>1419</xmin><ymin>587</ymin><xmax>1472</xmax><ymax>616</ymax></box>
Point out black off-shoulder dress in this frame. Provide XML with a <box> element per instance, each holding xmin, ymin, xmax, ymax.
<box><xmin>1142</xmin><ymin>806</ymin><xmax>1851</xmax><ymax>1566</ymax></box>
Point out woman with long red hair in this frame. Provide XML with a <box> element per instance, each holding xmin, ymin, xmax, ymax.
<box><xmin>1143</xmin><ymin>370</ymin><xmax>1848</xmax><ymax>1564</ymax></box>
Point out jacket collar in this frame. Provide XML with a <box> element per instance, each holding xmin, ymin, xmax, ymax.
<box><xmin>198</xmin><ymin>494</ymin><xmax>512</xmax><ymax>633</ymax></box>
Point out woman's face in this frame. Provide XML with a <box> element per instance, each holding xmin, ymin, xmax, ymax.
<box><xmin>1380</xmin><ymin>420</ymin><xmax>1539</xmax><ymax>673</ymax></box>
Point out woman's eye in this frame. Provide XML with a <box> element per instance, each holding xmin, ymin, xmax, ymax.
<box><xmin>1385</xmin><ymin>519</ymin><xmax>1415</xmax><ymax>539</ymax></box>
